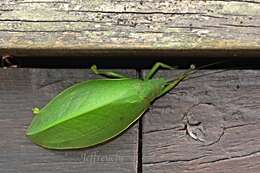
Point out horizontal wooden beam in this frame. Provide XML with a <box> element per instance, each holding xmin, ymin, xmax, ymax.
<box><xmin>0</xmin><ymin>0</ymin><xmax>260</xmax><ymax>56</ymax></box>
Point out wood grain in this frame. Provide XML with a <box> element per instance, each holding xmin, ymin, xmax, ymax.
<box><xmin>142</xmin><ymin>69</ymin><xmax>260</xmax><ymax>173</ymax></box>
<box><xmin>0</xmin><ymin>0</ymin><xmax>260</xmax><ymax>56</ymax></box>
<box><xmin>0</xmin><ymin>68</ymin><xmax>139</xmax><ymax>173</ymax></box>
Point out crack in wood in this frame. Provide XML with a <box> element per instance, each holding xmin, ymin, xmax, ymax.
<box><xmin>143</xmin><ymin>155</ymin><xmax>207</xmax><ymax>166</ymax></box>
<box><xmin>144</xmin><ymin>125</ymin><xmax>185</xmax><ymax>134</ymax></box>
<box><xmin>199</xmin><ymin>150</ymin><xmax>260</xmax><ymax>166</ymax></box>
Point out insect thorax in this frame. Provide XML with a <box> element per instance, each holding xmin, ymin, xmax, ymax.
<box><xmin>140</xmin><ymin>78</ymin><xmax>167</xmax><ymax>102</ymax></box>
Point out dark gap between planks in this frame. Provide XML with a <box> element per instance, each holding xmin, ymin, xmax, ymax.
<box><xmin>1</xmin><ymin>56</ymin><xmax>260</xmax><ymax>69</ymax></box>
<box><xmin>137</xmin><ymin>69</ymin><xmax>143</xmax><ymax>173</ymax></box>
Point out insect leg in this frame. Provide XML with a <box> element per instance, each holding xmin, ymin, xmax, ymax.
<box><xmin>91</xmin><ymin>65</ymin><xmax>128</xmax><ymax>78</ymax></box>
<box><xmin>159</xmin><ymin>65</ymin><xmax>195</xmax><ymax>97</ymax></box>
<box><xmin>145</xmin><ymin>62</ymin><xmax>173</xmax><ymax>80</ymax></box>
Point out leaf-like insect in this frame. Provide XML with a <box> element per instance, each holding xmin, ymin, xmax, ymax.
<box><xmin>26</xmin><ymin>62</ymin><xmax>195</xmax><ymax>149</ymax></box>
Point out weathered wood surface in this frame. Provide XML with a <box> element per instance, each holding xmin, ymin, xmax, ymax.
<box><xmin>0</xmin><ymin>68</ymin><xmax>139</xmax><ymax>173</ymax></box>
<box><xmin>1</xmin><ymin>0</ymin><xmax>260</xmax><ymax>56</ymax></box>
<box><xmin>1</xmin><ymin>68</ymin><xmax>260</xmax><ymax>173</ymax></box>
<box><xmin>142</xmin><ymin>70</ymin><xmax>260</xmax><ymax>173</ymax></box>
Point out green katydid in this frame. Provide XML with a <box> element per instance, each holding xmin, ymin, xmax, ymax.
<box><xmin>26</xmin><ymin>62</ymin><xmax>203</xmax><ymax>149</ymax></box>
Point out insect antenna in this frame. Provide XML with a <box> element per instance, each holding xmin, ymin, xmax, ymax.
<box><xmin>166</xmin><ymin>60</ymin><xmax>229</xmax><ymax>83</ymax></box>
<box><xmin>185</xmin><ymin>60</ymin><xmax>260</xmax><ymax>82</ymax></box>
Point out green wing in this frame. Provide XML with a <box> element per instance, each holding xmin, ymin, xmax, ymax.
<box><xmin>26</xmin><ymin>79</ymin><xmax>148</xmax><ymax>149</ymax></box>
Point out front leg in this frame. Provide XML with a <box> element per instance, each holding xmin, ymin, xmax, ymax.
<box><xmin>159</xmin><ymin>65</ymin><xmax>195</xmax><ymax>97</ymax></box>
<box><xmin>145</xmin><ymin>62</ymin><xmax>173</xmax><ymax>80</ymax></box>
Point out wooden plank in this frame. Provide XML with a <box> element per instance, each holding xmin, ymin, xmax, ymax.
<box><xmin>0</xmin><ymin>0</ymin><xmax>260</xmax><ymax>56</ymax></box>
<box><xmin>0</xmin><ymin>68</ymin><xmax>139</xmax><ymax>173</ymax></box>
<box><xmin>142</xmin><ymin>69</ymin><xmax>260</xmax><ymax>173</ymax></box>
